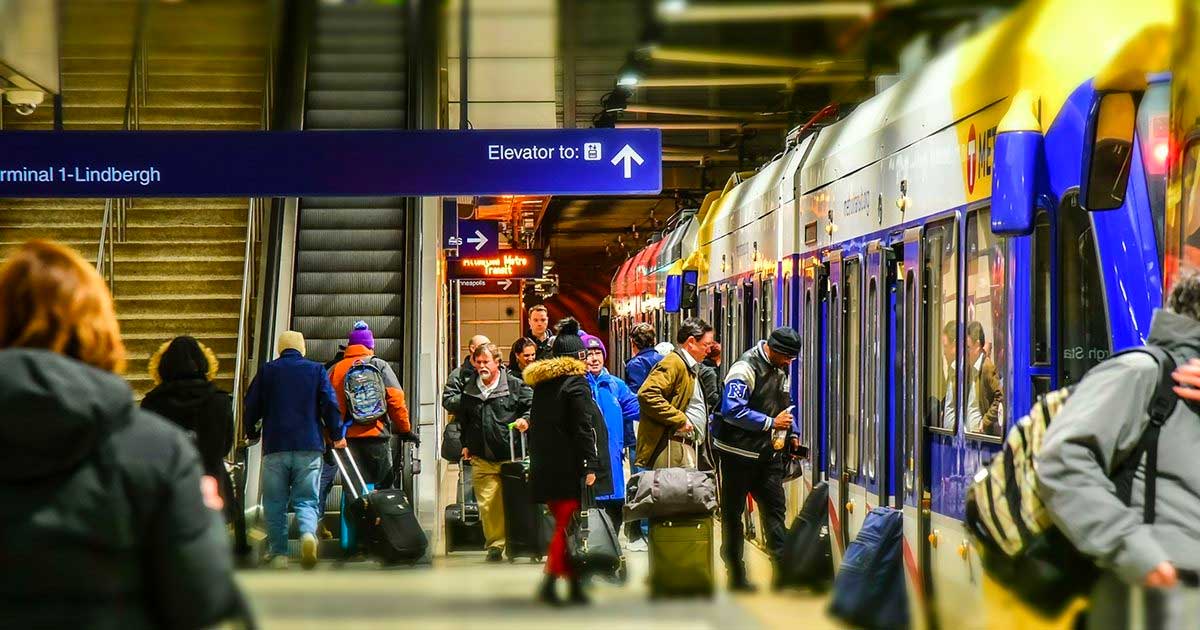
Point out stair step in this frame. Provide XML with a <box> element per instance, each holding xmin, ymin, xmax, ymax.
<box><xmin>299</xmin><ymin>207</ymin><xmax>406</xmax><ymax>230</ymax></box>
<box><xmin>307</xmin><ymin>72</ymin><xmax>406</xmax><ymax>91</ymax></box>
<box><xmin>139</xmin><ymin>106</ymin><xmax>261</xmax><ymax>124</ymax></box>
<box><xmin>126</xmin><ymin>373</ymin><xmax>235</xmax><ymax>396</ymax></box>
<box><xmin>112</xmin><ymin>240</ymin><xmax>246</xmax><ymax>257</ymax></box>
<box><xmin>144</xmin><ymin>91</ymin><xmax>261</xmax><ymax>108</ymax></box>
<box><xmin>119</xmin><ymin>313</ymin><xmax>240</xmax><ymax>335</ymax></box>
<box><xmin>305</xmin><ymin>109</ymin><xmax>406</xmax><ymax>129</ymax></box>
<box><xmin>137</xmin><ymin>122</ymin><xmax>261</xmax><ymax>131</ymax></box>
<box><xmin>0</xmin><ymin>225</ymin><xmax>107</xmax><ymax>243</ymax></box>
<box><xmin>113</xmin><ymin>257</ymin><xmax>244</xmax><ymax>278</ymax></box>
<box><xmin>116</xmin><ymin>294</ymin><xmax>242</xmax><ymax>316</ymax></box>
<box><xmin>297</xmin><ymin>229</ymin><xmax>405</xmax><ymax>251</ymax></box>
<box><xmin>61</xmin><ymin>90</ymin><xmax>126</xmax><ymax>107</ymax></box>
<box><xmin>0</xmin><ymin>209</ymin><xmax>106</xmax><ymax>226</ymax></box>
<box><xmin>27</xmin><ymin>226</ymin><xmax>248</xmax><ymax>242</ymax></box>
<box><xmin>122</xmin><ymin>332</ymin><xmax>239</xmax><ymax>357</ymax></box>
<box><xmin>315</xmin><ymin>35</ymin><xmax>409</xmax><ymax>53</ymax></box>
<box><xmin>113</xmin><ymin>275</ymin><xmax>244</xmax><ymax>297</ymax></box>
<box><xmin>124</xmin><ymin>208</ymin><xmax>248</xmax><ymax>227</ymax></box>
<box><xmin>145</xmin><ymin>74</ymin><xmax>263</xmax><ymax>91</ymax></box>
<box><xmin>0</xmin><ymin>198</ymin><xmax>107</xmax><ymax>209</ymax></box>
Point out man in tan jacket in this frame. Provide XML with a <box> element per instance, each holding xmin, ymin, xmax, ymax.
<box><xmin>635</xmin><ymin>318</ymin><xmax>715</xmax><ymax>468</ymax></box>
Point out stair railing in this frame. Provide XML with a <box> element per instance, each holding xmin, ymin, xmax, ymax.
<box><xmin>96</xmin><ymin>198</ymin><xmax>116</xmax><ymax>294</ymax></box>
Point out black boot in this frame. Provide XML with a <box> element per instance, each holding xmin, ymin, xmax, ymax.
<box><xmin>728</xmin><ymin>566</ymin><xmax>758</xmax><ymax>593</ymax></box>
<box><xmin>538</xmin><ymin>575</ymin><xmax>561</xmax><ymax>606</ymax></box>
<box><xmin>567</xmin><ymin>577</ymin><xmax>591</xmax><ymax>605</ymax></box>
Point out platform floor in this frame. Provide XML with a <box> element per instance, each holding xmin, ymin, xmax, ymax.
<box><xmin>237</xmin><ymin>537</ymin><xmax>837</xmax><ymax>629</ymax></box>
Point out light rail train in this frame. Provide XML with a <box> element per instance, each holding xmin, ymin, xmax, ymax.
<box><xmin>604</xmin><ymin>0</ymin><xmax>1195</xmax><ymax>626</ymax></box>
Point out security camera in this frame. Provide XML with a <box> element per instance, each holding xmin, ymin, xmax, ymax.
<box><xmin>4</xmin><ymin>90</ymin><xmax>44</xmax><ymax>116</ymax></box>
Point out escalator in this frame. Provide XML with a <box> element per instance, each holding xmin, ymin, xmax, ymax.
<box><xmin>277</xmin><ymin>1</ymin><xmax>422</xmax><ymax>562</ymax></box>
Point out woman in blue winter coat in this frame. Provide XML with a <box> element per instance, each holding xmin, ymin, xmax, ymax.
<box><xmin>581</xmin><ymin>334</ymin><xmax>639</xmax><ymax>531</ymax></box>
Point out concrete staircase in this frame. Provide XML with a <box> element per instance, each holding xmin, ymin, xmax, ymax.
<box><xmin>0</xmin><ymin>0</ymin><xmax>269</xmax><ymax>398</ymax></box>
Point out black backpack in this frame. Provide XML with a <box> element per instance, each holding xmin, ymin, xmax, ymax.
<box><xmin>775</xmin><ymin>481</ymin><xmax>833</xmax><ymax>591</ymax></box>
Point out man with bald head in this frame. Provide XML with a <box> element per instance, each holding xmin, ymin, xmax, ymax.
<box><xmin>442</xmin><ymin>334</ymin><xmax>492</xmax><ymax>413</ymax></box>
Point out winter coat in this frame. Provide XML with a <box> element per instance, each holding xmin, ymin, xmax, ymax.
<box><xmin>244</xmin><ymin>349</ymin><xmax>345</xmax><ymax>454</ymax></box>
<box><xmin>585</xmin><ymin>369</ymin><xmax>639</xmax><ymax>502</ymax></box>
<box><xmin>441</xmin><ymin>355</ymin><xmax>477</xmax><ymax>414</ymax></box>
<box><xmin>1038</xmin><ymin>309</ymin><xmax>1200</xmax><ymax>594</ymax></box>
<box><xmin>451</xmin><ymin>368</ymin><xmax>533</xmax><ymax>462</ymax></box>
<box><xmin>524</xmin><ymin>357</ymin><xmax>611</xmax><ymax>502</ymax></box>
<box><xmin>327</xmin><ymin>344</ymin><xmax>411</xmax><ymax>440</ymax></box>
<box><xmin>141</xmin><ymin>338</ymin><xmax>233</xmax><ymax>481</ymax></box>
<box><xmin>635</xmin><ymin>350</ymin><xmax>697</xmax><ymax>467</ymax></box>
<box><xmin>0</xmin><ymin>349</ymin><xmax>246</xmax><ymax>629</ymax></box>
<box><xmin>624</xmin><ymin>347</ymin><xmax>664</xmax><ymax>392</ymax></box>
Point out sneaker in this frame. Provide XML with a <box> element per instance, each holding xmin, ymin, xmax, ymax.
<box><xmin>267</xmin><ymin>554</ymin><xmax>289</xmax><ymax>569</ymax></box>
<box><xmin>300</xmin><ymin>533</ymin><xmax>318</xmax><ymax>570</ymax></box>
<box><xmin>626</xmin><ymin>538</ymin><xmax>648</xmax><ymax>552</ymax></box>
<box><xmin>486</xmin><ymin>547</ymin><xmax>504</xmax><ymax>562</ymax></box>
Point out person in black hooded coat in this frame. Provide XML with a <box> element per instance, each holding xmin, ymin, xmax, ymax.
<box><xmin>0</xmin><ymin>240</ymin><xmax>248</xmax><ymax>629</ymax></box>
<box><xmin>141</xmin><ymin>336</ymin><xmax>249</xmax><ymax>556</ymax></box>
<box><xmin>523</xmin><ymin>318</ymin><xmax>610</xmax><ymax>606</ymax></box>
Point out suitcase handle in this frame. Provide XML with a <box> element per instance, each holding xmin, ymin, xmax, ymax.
<box><xmin>330</xmin><ymin>447</ymin><xmax>369</xmax><ymax>500</ymax></box>
<box><xmin>508</xmin><ymin>422</ymin><xmax>529</xmax><ymax>462</ymax></box>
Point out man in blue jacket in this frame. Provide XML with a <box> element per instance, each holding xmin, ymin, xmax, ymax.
<box><xmin>244</xmin><ymin>331</ymin><xmax>346</xmax><ymax>570</ymax></box>
<box><xmin>715</xmin><ymin>327</ymin><xmax>801</xmax><ymax>592</ymax></box>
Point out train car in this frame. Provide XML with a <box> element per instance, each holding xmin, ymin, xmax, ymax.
<box><xmin>633</xmin><ymin>0</ymin><xmax>1179</xmax><ymax>626</ymax></box>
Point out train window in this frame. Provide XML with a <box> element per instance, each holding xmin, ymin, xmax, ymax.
<box><xmin>761</xmin><ymin>274</ymin><xmax>774</xmax><ymax>340</ymax></box>
<box><xmin>743</xmin><ymin>279</ymin><xmax>755</xmax><ymax>351</ymax></box>
<box><xmin>1032</xmin><ymin>211</ymin><xmax>1051</xmax><ymax>366</ymax></box>
<box><xmin>903</xmin><ymin>269</ymin><xmax>917</xmax><ymax>496</ymax></box>
<box><xmin>865</xmin><ymin>276</ymin><xmax>878</xmax><ymax>481</ymax></box>
<box><xmin>964</xmin><ymin>208</ymin><xmax>1007</xmax><ymax>440</ymax></box>
<box><xmin>844</xmin><ymin>258</ymin><xmax>861</xmax><ymax>474</ymax></box>
<box><xmin>725</xmin><ymin>284</ymin><xmax>736</xmax><ymax>356</ymax></box>
<box><xmin>1059</xmin><ymin>193</ymin><xmax>1111</xmax><ymax>385</ymax></box>
<box><xmin>803</xmin><ymin>283</ymin><xmax>814</xmax><ymax>453</ymax></box>
<box><xmin>713</xmin><ymin>287</ymin><xmax>724</xmax><ymax>348</ymax></box>
<box><xmin>1136</xmin><ymin>82</ymin><xmax>1169</xmax><ymax>263</ymax></box>
<box><xmin>924</xmin><ymin>218</ymin><xmax>958</xmax><ymax>433</ymax></box>
<box><xmin>1177</xmin><ymin>141</ymin><xmax>1200</xmax><ymax>279</ymax></box>
<box><xmin>827</xmin><ymin>280</ymin><xmax>841</xmax><ymax>472</ymax></box>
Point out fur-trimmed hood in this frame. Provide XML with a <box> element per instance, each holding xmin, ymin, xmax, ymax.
<box><xmin>523</xmin><ymin>356</ymin><xmax>586</xmax><ymax>387</ymax></box>
<box><xmin>148</xmin><ymin>337</ymin><xmax>219</xmax><ymax>386</ymax></box>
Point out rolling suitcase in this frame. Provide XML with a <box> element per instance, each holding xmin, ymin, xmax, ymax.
<box><xmin>444</xmin><ymin>462</ymin><xmax>485</xmax><ymax>553</ymax></box>
<box><xmin>500</xmin><ymin>427</ymin><xmax>553</xmax><ymax>561</ymax></box>
<box><xmin>648</xmin><ymin>516</ymin><xmax>715</xmax><ymax>598</ymax></box>
<box><xmin>332</xmin><ymin>446</ymin><xmax>428</xmax><ymax>565</ymax></box>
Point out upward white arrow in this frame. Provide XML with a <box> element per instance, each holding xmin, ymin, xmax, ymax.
<box><xmin>466</xmin><ymin>229</ymin><xmax>489</xmax><ymax>251</ymax></box>
<box><xmin>611</xmin><ymin>144</ymin><xmax>645</xmax><ymax>179</ymax></box>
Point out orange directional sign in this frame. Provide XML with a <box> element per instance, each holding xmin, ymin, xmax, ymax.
<box><xmin>448</xmin><ymin>250</ymin><xmax>543</xmax><ymax>279</ymax></box>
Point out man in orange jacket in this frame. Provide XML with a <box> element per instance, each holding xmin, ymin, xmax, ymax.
<box><xmin>328</xmin><ymin>321</ymin><xmax>412</xmax><ymax>490</ymax></box>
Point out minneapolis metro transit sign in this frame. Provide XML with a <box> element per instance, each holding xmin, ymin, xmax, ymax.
<box><xmin>0</xmin><ymin>128</ymin><xmax>662</xmax><ymax>197</ymax></box>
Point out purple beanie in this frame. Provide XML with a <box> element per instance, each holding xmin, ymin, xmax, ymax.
<box><xmin>582</xmin><ymin>333</ymin><xmax>606</xmax><ymax>359</ymax></box>
<box><xmin>348</xmin><ymin>320</ymin><xmax>375</xmax><ymax>349</ymax></box>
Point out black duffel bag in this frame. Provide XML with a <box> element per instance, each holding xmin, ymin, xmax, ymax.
<box><xmin>775</xmin><ymin>480</ymin><xmax>833</xmax><ymax>591</ymax></box>
<box><xmin>567</xmin><ymin>480</ymin><xmax>624</xmax><ymax>581</ymax></box>
<box><xmin>441</xmin><ymin>419</ymin><xmax>463</xmax><ymax>462</ymax></box>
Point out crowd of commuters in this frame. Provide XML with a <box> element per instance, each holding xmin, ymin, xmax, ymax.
<box><xmin>3</xmin><ymin>236</ymin><xmax>1197</xmax><ymax>623</ymax></box>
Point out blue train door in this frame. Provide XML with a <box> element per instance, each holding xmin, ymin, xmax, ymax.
<box><xmin>800</xmin><ymin>257</ymin><xmax>824</xmax><ymax>489</ymax></box>
<box><xmin>822</xmin><ymin>249</ymin><xmax>846</xmax><ymax>557</ymax></box>
<box><xmin>843</xmin><ymin>254</ymin><xmax>866</xmax><ymax>542</ymax></box>
<box><xmin>901</xmin><ymin>227</ymin><xmax>933</xmax><ymax>623</ymax></box>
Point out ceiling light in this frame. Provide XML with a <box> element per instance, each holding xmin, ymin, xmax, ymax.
<box><xmin>659</xmin><ymin>0</ymin><xmax>687</xmax><ymax>14</ymax></box>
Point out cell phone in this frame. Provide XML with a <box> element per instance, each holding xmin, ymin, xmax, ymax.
<box><xmin>785</xmin><ymin>405</ymin><xmax>796</xmax><ymax>415</ymax></box>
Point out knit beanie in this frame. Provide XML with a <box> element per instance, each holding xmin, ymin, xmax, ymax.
<box><xmin>582</xmin><ymin>333</ymin><xmax>607</xmax><ymax>359</ymax></box>
<box><xmin>767</xmin><ymin>326</ymin><xmax>802</xmax><ymax>357</ymax></box>
<box><xmin>277</xmin><ymin>330</ymin><xmax>306</xmax><ymax>356</ymax></box>
<box><xmin>348</xmin><ymin>320</ymin><xmax>375</xmax><ymax>349</ymax></box>
<box><xmin>551</xmin><ymin>318</ymin><xmax>586</xmax><ymax>358</ymax></box>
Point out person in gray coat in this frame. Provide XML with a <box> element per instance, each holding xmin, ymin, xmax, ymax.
<box><xmin>1037</xmin><ymin>272</ymin><xmax>1200</xmax><ymax>629</ymax></box>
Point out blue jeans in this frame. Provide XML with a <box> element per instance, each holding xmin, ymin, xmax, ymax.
<box><xmin>262</xmin><ymin>450</ymin><xmax>323</xmax><ymax>556</ymax></box>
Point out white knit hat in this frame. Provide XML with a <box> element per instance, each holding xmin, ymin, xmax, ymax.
<box><xmin>277</xmin><ymin>330</ymin><xmax>306</xmax><ymax>356</ymax></box>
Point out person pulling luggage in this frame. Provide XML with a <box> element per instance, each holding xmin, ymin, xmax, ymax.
<box><xmin>714</xmin><ymin>327</ymin><xmax>801</xmax><ymax>592</ymax></box>
<box><xmin>448</xmin><ymin>342</ymin><xmax>532</xmax><ymax>562</ymax></box>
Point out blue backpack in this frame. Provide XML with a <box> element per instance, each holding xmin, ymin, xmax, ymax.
<box><xmin>829</xmin><ymin>507</ymin><xmax>909</xmax><ymax>629</ymax></box>
<box><xmin>344</xmin><ymin>359</ymin><xmax>387</xmax><ymax>424</ymax></box>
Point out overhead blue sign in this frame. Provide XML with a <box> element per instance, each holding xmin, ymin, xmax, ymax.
<box><xmin>449</xmin><ymin>219</ymin><xmax>499</xmax><ymax>256</ymax></box>
<box><xmin>0</xmin><ymin>129</ymin><xmax>662</xmax><ymax>197</ymax></box>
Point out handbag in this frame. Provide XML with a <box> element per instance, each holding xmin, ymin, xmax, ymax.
<box><xmin>440</xmin><ymin>419</ymin><xmax>463</xmax><ymax>462</ymax></box>
<box><xmin>566</xmin><ymin>479</ymin><xmax>624</xmax><ymax>580</ymax></box>
<box><xmin>623</xmin><ymin>441</ymin><xmax>717</xmax><ymax>520</ymax></box>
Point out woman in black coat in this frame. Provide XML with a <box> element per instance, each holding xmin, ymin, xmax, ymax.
<box><xmin>141</xmin><ymin>336</ymin><xmax>249</xmax><ymax>558</ymax></box>
<box><xmin>523</xmin><ymin>318</ymin><xmax>610</xmax><ymax>605</ymax></box>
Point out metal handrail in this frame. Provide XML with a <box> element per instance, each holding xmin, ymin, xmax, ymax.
<box><xmin>96</xmin><ymin>199</ymin><xmax>115</xmax><ymax>294</ymax></box>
